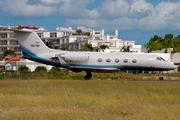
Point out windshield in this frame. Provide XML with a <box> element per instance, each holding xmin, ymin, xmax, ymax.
<box><xmin>157</xmin><ymin>57</ymin><xmax>166</xmax><ymax>61</ymax></box>
<box><xmin>160</xmin><ymin>57</ymin><xmax>166</xmax><ymax>61</ymax></box>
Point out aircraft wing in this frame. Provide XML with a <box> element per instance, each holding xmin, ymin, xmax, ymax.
<box><xmin>55</xmin><ymin>54</ymin><xmax>70</xmax><ymax>67</ymax></box>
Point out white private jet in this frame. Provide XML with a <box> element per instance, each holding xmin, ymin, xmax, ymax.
<box><xmin>14</xmin><ymin>29</ymin><xmax>177</xmax><ymax>80</ymax></box>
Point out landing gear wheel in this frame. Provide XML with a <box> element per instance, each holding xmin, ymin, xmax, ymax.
<box><xmin>84</xmin><ymin>75</ymin><xmax>91</xmax><ymax>80</ymax></box>
<box><xmin>159</xmin><ymin>77</ymin><xmax>163</xmax><ymax>81</ymax></box>
<box><xmin>159</xmin><ymin>71</ymin><xmax>163</xmax><ymax>81</ymax></box>
<box><xmin>84</xmin><ymin>70</ymin><xmax>92</xmax><ymax>80</ymax></box>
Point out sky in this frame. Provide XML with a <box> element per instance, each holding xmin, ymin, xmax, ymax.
<box><xmin>0</xmin><ymin>0</ymin><xmax>180</xmax><ymax>49</ymax></box>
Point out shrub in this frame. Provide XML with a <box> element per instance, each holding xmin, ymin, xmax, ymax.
<box><xmin>34</xmin><ymin>66</ymin><xmax>47</xmax><ymax>72</ymax></box>
<box><xmin>18</xmin><ymin>25</ymin><xmax>23</xmax><ymax>29</ymax></box>
<box><xmin>19</xmin><ymin>66</ymin><xmax>31</xmax><ymax>73</ymax></box>
<box><xmin>49</xmin><ymin>66</ymin><xmax>62</xmax><ymax>72</ymax></box>
<box><xmin>178</xmin><ymin>66</ymin><xmax>180</xmax><ymax>72</ymax></box>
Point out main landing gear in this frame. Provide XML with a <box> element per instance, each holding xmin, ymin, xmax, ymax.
<box><xmin>159</xmin><ymin>71</ymin><xmax>164</xmax><ymax>81</ymax></box>
<box><xmin>84</xmin><ymin>70</ymin><xmax>92</xmax><ymax>80</ymax></box>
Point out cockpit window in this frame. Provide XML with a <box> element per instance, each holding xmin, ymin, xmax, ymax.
<box><xmin>160</xmin><ymin>57</ymin><xmax>166</xmax><ymax>61</ymax></box>
<box><xmin>157</xmin><ymin>57</ymin><xmax>161</xmax><ymax>61</ymax></box>
<box><xmin>157</xmin><ymin>57</ymin><xmax>166</xmax><ymax>61</ymax></box>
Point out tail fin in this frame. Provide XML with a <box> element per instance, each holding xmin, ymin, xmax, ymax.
<box><xmin>14</xmin><ymin>29</ymin><xmax>50</xmax><ymax>56</ymax></box>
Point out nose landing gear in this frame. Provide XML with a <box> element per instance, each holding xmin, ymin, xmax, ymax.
<box><xmin>84</xmin><ymin>70</ymin><xmax>92</xmax><ymax>80</ymax></box>
<box><xmin>159</xmin><ymin>71</ymin><xmax>164</xmax><ymax>81</ymax></box>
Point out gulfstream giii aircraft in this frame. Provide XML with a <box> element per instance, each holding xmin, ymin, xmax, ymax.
<box><xmin>14</xmin><ymin>29</ymin><xmax>177</xmax><ymax>80</ymax></box>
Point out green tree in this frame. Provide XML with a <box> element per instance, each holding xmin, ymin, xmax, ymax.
<box><xmin>60</xmin><ymin>45</ymin><xmax>70</xmax><ymax>51</ymax></box>
<box><xmin>144</xmin><ymin>35</ymin><xmax>164</xmax><ymax>52</ymax></box>
<box><xmin>120</xmin><ymin>45</ymin><xmax>130</xmax><ymax>52</ymax></box>
<box><xmin>45</xmin><ymin>41</ymin><xmax>54</xmax><ymax>48</ymax></box>
<box><xmin>177</xmin><ymin>66</ymin><xmax>180</xmax><ymax>72</ymax></box>
<box><xmin>19</xmin><ymin>66</ymin><xmax>31</xmax><ymax>73</ymax></box>
<box><xmin>99</xmin><ymin>44</ymin><xmax>109</xmax><ymax>52</ymax></box>
<box><xmin>76</xmin><ymin>29</ymin><xmax>82</xmax><ymax>35</ymax></box>
<box><xmin>81</xmin><ymin>42</ymin><xmax>94</xmax><ymax>51</ymax></box>
<box><xmin>163</xmin><ymin>33</ymin><xmax>173</xmax><ymax>48</ymax></box>
<box><xmin>34</xmin><ymin>66</ymin><xmax>47</xmax><ymax>72</ymax></box>
<box><xmin>164</xmin><ymin>48</ymin><xmax>168</xmax><ymax>53</ymax></box>
<box><xmin>3</xmin><ymin>49</ymin><xmax>16</xmax><ymax>58</ymax></box>
<box><xmin>17</xmin><ymin>25</ymin><xmax>23</xmax><ymax>29</ymax></box>
<box><xmin>144</xmin><ymin>34</ymin><xmax>177</xmax><ymax>53</ymax></box>
<box><xmin>171</xmin><ymin>35</ymin><xmax>180</xmax><ymax>53</ymax></box>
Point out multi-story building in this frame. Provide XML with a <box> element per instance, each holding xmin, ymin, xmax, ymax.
<box><xmin>0</xmin><ymin>25</ymin><xmax>47</xmax><ymax>57</ymax></box>
<box><xmin>58</xmin><ymin>26</ymin><xmax>142</xmax><ymax>52</ymax></box>
<box><xmin>0</xmin><ymin>25</ymin><xmax>141</xmax><ymax>58</ymax></box>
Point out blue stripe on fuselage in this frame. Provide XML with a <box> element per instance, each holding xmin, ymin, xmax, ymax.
<box><xmin>19</xmin><ymin>44</ymin><xmax>61</xmax><ymax>66</ymax></box>
<box><xmin>19</xmin><ymin>44</ymin><xmax>170</xmax><ymax>71</ymax></box>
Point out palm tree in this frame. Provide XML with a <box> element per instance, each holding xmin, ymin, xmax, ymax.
<box><xmin>99</xmin><ymin>44</ymin><xmax>109</xmax><ymax>52</ymax></box>
<box><xmin>120</xmin><ymin>45</ymin><xmax>130</xmax><ymax>52</ymax></box>
<box><xmin>45</xmin><ymin>41</ymin><xmax>54</xmax><ymax>48</ymax></box>
<box><xmin>60</xmin><ymin>45</ymin><xmax>70</xmax><ymax>51</ymax></box>
<box><xmin>81</xmin><ymin>42</ymin><xmax>94</xmax><ymax>51</ymax></box>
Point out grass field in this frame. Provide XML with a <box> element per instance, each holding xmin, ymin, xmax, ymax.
<box><xmin>0</xmin><ymin>80</ymin><xmax>180</xmax><ymax>120</ymax></box>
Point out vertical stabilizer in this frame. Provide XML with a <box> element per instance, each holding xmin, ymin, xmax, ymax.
<box><xmin>14</xmin><ymin>29</ymin><xmax>50</xmax><ymax>56</ymax></box>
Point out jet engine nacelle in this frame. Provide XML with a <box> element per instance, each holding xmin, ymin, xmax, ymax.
<box><xmin>61</xmin><ymin>53</ymin><xmax>89</xmax><ymax>62</ymax></box>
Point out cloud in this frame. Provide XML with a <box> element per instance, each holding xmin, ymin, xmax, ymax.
<box><xmin>139</xmin><ymin>1</ymin><xmax>180</xmax><ymax>31</ymax></box>
<box><xmin>162</xmin><ymin>0</ymin><xmax>180</xmax><ymax>2</ymax></box>
<box><xmin>0</xmin><ymin>0</ymin><xmax>97</xmax><ymax>18</ymax></box>
<box><xmin>0</xmin><ymin>0</ymin><xmax>56</xmax><ymax>17</ymax></box>
<box><xmin>131</xmin><ymin>0</ymin><xmax>153</xmax><ymax>13</ymax></box>
<box><xmin>63</xmin><ymin>0</ymin><xmax>180</xmax><ymax>33</ymax></box>
<box><xmin>40</xmin><ymin>0</ymin><xmax>62</xmax><ymax>4</ymax></box>
<box><xmin>59</xmin><ymin>0</ymin><xmax>99</xmax><ymax>19</ymax></box>
<box><xmin>99</xmin><ymin>0</ymin><xmax>131</xmax><ymax>19</ymax></box>
<box><xmin>1</xmin><ymin>0</ymin><xmax>180</xmax><ymax>33</ymax></box>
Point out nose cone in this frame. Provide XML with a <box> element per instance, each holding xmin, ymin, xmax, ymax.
<box><xmin>170</xmin><ymin>64</ymin><xmax>177</xmax><ymax>70</ymax></box>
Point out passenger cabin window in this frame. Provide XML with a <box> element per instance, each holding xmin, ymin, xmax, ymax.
<box><xmin>106</xmin><ymin>59</ymin><xmax>111</xmax><ymax>62</ymax></box>
<box><xmin>115</xmin><ymin>59</ymin><xmax>119</xmax><ymax>63</ymax></box>
<box><xmin>97</xmin><ymin>58</ymin><xmax>102</xmax><ymax>62</ymax></box>
<box><xmin>132</xmin><ymin>59</ymin><xmax>137</xmax><ymax>63</ymax></box>
<box><xmin>124</xmin><ymin>59</ymin><xmax>128</xmax><ymax>63</ymax></box>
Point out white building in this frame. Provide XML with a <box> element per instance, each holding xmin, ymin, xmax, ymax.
<box><xmin>58</xmin><ymin>26</ymin><xmax>142</xmax><ymax>52</ymax></box>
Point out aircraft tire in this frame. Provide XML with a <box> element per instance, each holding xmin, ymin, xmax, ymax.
<box><xmin>84</xmin><ymin>75</ymin><xmax>91</xmax><ymax>80</ymax></box>
<box><xmin>159</xmin><ymin>77</ymin><xmax>163</xmax><ymax>81</ymax></box>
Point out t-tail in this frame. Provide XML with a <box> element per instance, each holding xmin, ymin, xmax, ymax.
<box><xmin>14</xmin><ymin>29</ymin><xmax>50</xmax><ymax>57</ymax></box>
<box><xmin>14</xmin><ymin>29</ymin><xmax>67</xmax><ymax>67</ymax></box>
